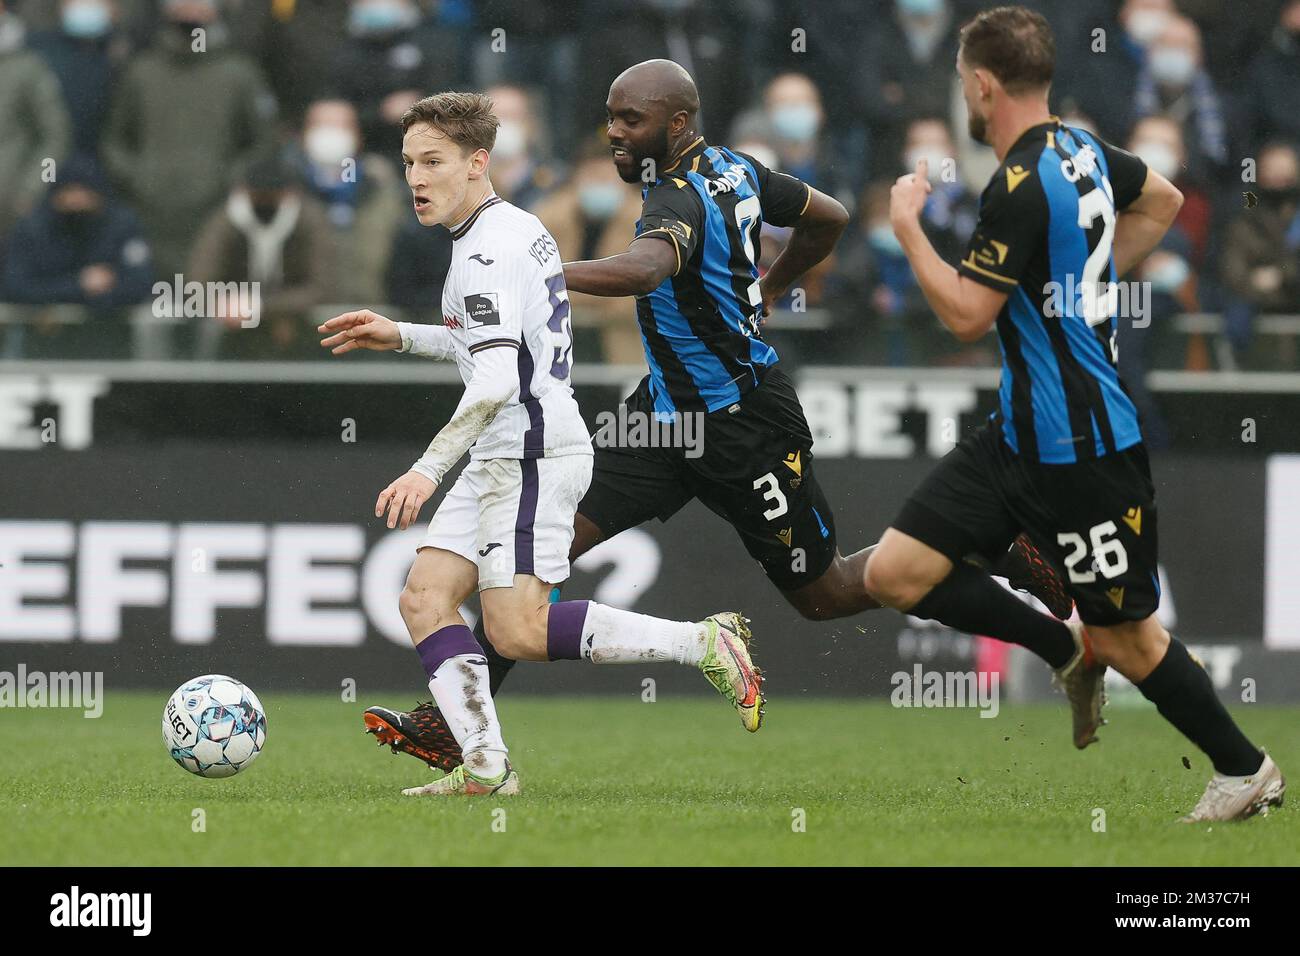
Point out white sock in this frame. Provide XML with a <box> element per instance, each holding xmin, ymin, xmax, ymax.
<box><xmin>427</xmin><ymin>654</ymin><xmax>508</xmax><ymax>779</ymax></box>
<box><xmin>581</xmin><ymin>603</ymin><xmax>708</xmax><ymax>665</ymax></box>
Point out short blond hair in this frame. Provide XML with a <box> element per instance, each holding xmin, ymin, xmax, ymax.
<box><xmin>400</xmin><ymin>91</ymin><xmax>499</xmax><ymax>154</ymax></box>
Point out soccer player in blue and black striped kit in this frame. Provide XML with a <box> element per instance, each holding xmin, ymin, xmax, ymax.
<box><xmin>869</xmin><ymin>6</ymin><xmax>1283</xmax><ymax>822</ymax></box>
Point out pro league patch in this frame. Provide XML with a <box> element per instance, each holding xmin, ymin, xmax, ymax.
<box><xmin>464</xmin><ymin>292</ymin><xmax>501</xmax><ymax>328</ymax></box>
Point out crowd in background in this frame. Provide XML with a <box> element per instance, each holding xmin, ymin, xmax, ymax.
<box><xmin>3</xmin><ymin>0</ymin><xmax>1300</xmax><ymax>379</ymax></box>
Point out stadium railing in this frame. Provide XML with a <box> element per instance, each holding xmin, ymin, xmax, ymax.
<box><xmin>0</xmin><ymin>302</ymin><xmax>1297</xmax><ymax>368</ymax></box>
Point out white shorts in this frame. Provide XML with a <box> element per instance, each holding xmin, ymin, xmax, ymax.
<box><xmin>421</xmin><ymin>454</ymin><xmax>593</xmax><ymax>590</ymax></box>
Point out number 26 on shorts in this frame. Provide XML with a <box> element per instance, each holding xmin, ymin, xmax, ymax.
<box><xmin>1057</xmin><ymin>520</ymin><xmax>1128</xmax><ymax>584</ymax></box>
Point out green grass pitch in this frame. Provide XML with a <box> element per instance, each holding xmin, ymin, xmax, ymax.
<box><xmin>2</xmin><ymin>692</ymin><xmax>1294</xmax><ymax>866</ymax></box>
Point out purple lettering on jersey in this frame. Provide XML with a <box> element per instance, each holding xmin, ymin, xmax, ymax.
<box><xmin>544</xmin><ymin>272</ymin><xmax>573</xmax><ymax>380</ymax></box>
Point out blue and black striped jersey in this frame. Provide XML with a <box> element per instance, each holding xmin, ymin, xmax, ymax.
<box><xmin>633</xmin><ymin>137</ymin><xmax>811</xmax><ymax>415</ymax></box>
<box><xmin>958</xmin><ymin>119</ymin><xmax>1150</xmax><ymax>464</ymax></box>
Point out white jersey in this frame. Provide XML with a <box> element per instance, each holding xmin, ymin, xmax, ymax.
<box><xmin>437</xmin><ymin>195</ymin><xmax>591</xmax><ymax>462</ymax></box>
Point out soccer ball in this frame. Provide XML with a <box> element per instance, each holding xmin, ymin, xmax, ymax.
<box><xmin>162</xmin><ymin>675</ymin><xmax>267</xmax><ymax>778</ymax></box>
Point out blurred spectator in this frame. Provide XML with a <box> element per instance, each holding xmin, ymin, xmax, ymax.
<box><xmin>1220</xmin><ymin>141</ymin><xmax>1300</xmax><ymax>360</ymax></box>
<box><xmin>574</xmin><ymin>0</ymin><xmax>748</xmax><ymax>156</ymax></box>
<box><xmin>1121</xmin><ymin>230</ymin><xmax>1192</xmax><ymax>442</ymax></box>
<box><xmin>533</xmin><ymin>140</ymin><xmax>642</xmax><ymax>363</ymax></box>
<box><xmin>1132</xmin><ymin>15</ymin><xmax>1228</xmax><ymax>182</ymax></box>
<box><xmin>0</xmin><ymin>0</ymin><xmax>71</xmax><ymax>249</ymax></box>
<box><xmin>1061</xmin><ymin>0</ymin><xmax>1175</xmax><ymax>145</ymax></box>
<box><xmin>757</xmin><ymin>73</ymin><xmax>847</xmax><ymax>204</ymax></box>
<box><xmin>1240</xmin><ymin>0</ymin><xmax>1300</xmax><ymax>156</ymax></box>
<box><xmin>472</xmin><ymin>1</ymin><xmax>577</xmax><ymax>159</ymax></box>
<box><xmin>188</xmin><ymin>151</ymin><xmax>330</xmax><ymax>359</ymax></box>
<box><xmin>384</xmin><ymin>217</ymin><xmax>453</xmax><ymax>314</ymax></box>
<box><xmin>230</xmin><ymin>0</ymin><xmax>349</xmax><ymax>120</ymax></box>
<box><xmin>832</xmin><ymin>182</ymin><xmax>921</xmax><ymax>366</ymax></box>
<box><xmin>1128</xmin><ymin>115</ymin><xmax>1211</xmax><ymax>265</ymax></box>
<box><xmin>296</xmin><ymin>98</ymin><xmax>405</xmax><ymax>304</ymax></box>
<box><xmin>859</xmin><ymin>0</ymin><xmax>960</xmax><ymax>182</ymax></box>
<box><xmin>28</xmin><ymin>0</ymin><xmax>122</xmax><ymax>157</ymax></box>
<box><xmin>331</xmin><ymin>0</ymin><xmax>459</xmax><ymax>164</ymax></box>
<box><xmin>102</xmin><ymin>0</ymin><xmax>276</xmax><ymax>279</ymax></box>
<box><xmin>900</xmin><ymin>116</ymin><xmax>977</xmax><ymax>265</ymax></box>
<box><xmin>3</xmin><ymin>154</ymin><xmax>152</xmax><ymax>308</ymax></box>
<box><xmin>759</xmin><ymin>0</ymin><xmax>881</xmax><ymax>196</ymax></box>
<box><xmin>483</xmin><ymin>84</ymin><xmax>561</xmax><ymax>210</ymax></box>
<box><xmin>1120</xmin><ymin>123</ymin><xmax>1202</xmax><ymax>442</ymax></box>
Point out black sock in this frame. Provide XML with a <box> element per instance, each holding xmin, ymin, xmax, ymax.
<box><xmin>473</xmin><ymin>614</ymin><xmax>516</xmax><ymax>697</ymax></box>
<box><xmin>1136</xmin><ymin>639</ymin><xmax>1262</xmax><ymax>776</ymax></box>
<box><xmin>910</xmin><ymin>562</ymin><xmax>1076</xmax><ymax>668</ymax></box>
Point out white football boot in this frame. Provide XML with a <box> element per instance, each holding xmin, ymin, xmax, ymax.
<box><xmin>1180</xmin><ymin>753</ymin><xmax>1286</xmax><ymax>823</ymax></box>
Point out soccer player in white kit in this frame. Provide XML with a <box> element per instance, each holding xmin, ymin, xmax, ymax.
<box><xmin>319</xmin><ymin>92</ymin><xmax>764</xmax><ymax>796</ymax></box>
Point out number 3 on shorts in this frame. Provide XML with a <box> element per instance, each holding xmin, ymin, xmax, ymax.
<box><xmin>753</xmin><ymin>472</ymin><xmax>788</xmax><ymax>520</ymax></box>
<box><xmin>1057</xmin><ymin>520</ymin><xmax>1128</xmax><ymax>584</ymax></box>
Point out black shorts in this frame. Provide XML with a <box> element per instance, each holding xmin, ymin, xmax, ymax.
<box><xmin>893</xmin><ymin>420</ymin><xmax>1159</xmax><ymax>627</ymax></box>
<box><xmin>579</xmin><ymin>366</ymin><xmax>837</xmax><ymax>590</ymax></box>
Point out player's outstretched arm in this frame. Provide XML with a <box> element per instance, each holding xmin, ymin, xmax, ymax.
<box><xmin>562</xmin><ymin>237</ymin><xmax>678</xmax><ymax>298</ymax></box>
<box><xmin>1111</xmin><ymin>168</ymin><xmax>1184</xmax><ymax>279</ymax></box>
<box><xmin>758</xmin><ymin>187</ymin><xmax>848</xmax><ymax>315</ymax></box>
<box><xmin>318</xmin><ymin>308</ymin><xmax>454</xmax><ymax>359</ymax></box>
<box><xmin>319</xmin><ymin>309</ymin><xmax>401</xmax><ymax>353</ymax></box>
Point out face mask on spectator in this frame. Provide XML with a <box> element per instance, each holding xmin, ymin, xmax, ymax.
<box><xmin>578</xmin><ymin>182</ymin><xmax>625</xmax><ymax>221</ymax></box>
<box><xmin>1149</xmin><ymin>47</ymin><xmax>1196</xmax><ymax>87</ymax></box>
<box><xmin>63</xmin><ymin>0</ymin><xmax>111</xmax><ymax>39</ymax></box>
<box><xmin>251</xmin><ymin>196</ymin><xmax>283</xmax><ymax>223</ymax></box>
<box><xmin>905</xmin><ymin>147</ymin><xmax>948</xmax><ymax>177</ymax></box>
<box><xmin>1146</xmin><ymin>254</ymin><xmax>1189</xmax><ymax>293</ymax></box>
<box><xmin>1132</xmin><ymin>141</ymin><xmax>1179</xmax><ymax>180</ymax></box>
<box><xmin>305</xmin><ymin>126</ymin><xmax>359</xmax><ymax>167</ymax></box>
<box><xmin>349</xmin><ymin>0</ymin><xmax>418</xmax><ymax>37</ymax></box>
<box><xmin>897</xmin><ymin>0</ymin><xmax>942</xmax><ymax>16</ymax></box>
<box><xmin>868</xmin><ymin>224</ymin><xmax>905</xmax><ymax>256</ymax></box>
<box><xmin>1127</xmin><ymin>10</ymin><xmax>1169</xmax><ymax>46</ymax></box>
<box><xmin>770</xmin><ymin>103</ymin><xmax>819</xmax><ymax>143</ymax></box>
<box><xmin>493</xmin><ymin>121</ymin><xmax>527</xmax><ymax>161</ymax></box>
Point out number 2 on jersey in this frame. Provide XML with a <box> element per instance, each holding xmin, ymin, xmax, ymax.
<box><xmin>734</xmin><ymin>195</ymin><xmax>763</xmax><ymax>332</ymax></box>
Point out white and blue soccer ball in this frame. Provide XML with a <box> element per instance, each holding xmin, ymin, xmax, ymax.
<box><xmin>163</xmin><ymin>675</ymin><xmax>267</xmax><ymax>778</ymax></box>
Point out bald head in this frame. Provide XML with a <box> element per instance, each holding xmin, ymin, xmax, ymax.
<box><xmin>605</xmin><ymin>59</ymin><xmax>702</xmax><ymax>183</ymax></box>
<box><xmin>609</xmin><ymin>59</ymin><xmax>700</xmax><ymax>121</ymax></box>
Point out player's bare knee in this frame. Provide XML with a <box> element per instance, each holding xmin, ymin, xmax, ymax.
<box><xmin>863</xmin><ymin>550</ymin><xmax>912</xmax><ymax>608</ymax></box>
<box><xmin>480</xmin><ymin>617</ymin><xmax>519</xmax><ymax>659</ymax></box>
<box><xmin>482</xmin><ymin>615</ymin><xmax>543</xmax><ymax>661</ymax></box>
<box><xmin>1087</xmin><ymin>619</ymin><xmax>1169</xmax><ymax>677</ymax></box>
<box><xmin>398</xmin><ymin>581</ymin><xmax>454</xmax><ymax>633</ymax></box>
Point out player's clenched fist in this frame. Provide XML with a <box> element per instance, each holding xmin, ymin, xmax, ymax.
<box><xmin>889</xmin><ymin>157</ymin><xmax>933</xmax><ymax>233</ymax></box>
<box><xmin>318</xmin><ymin>309</ymin><xmax>402</xmax><ymax>354</ymax></box>
<box><xmin>376</xmin><ymin>471</ymin><xmax>437</xmax><ymax>530</ymax></box>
